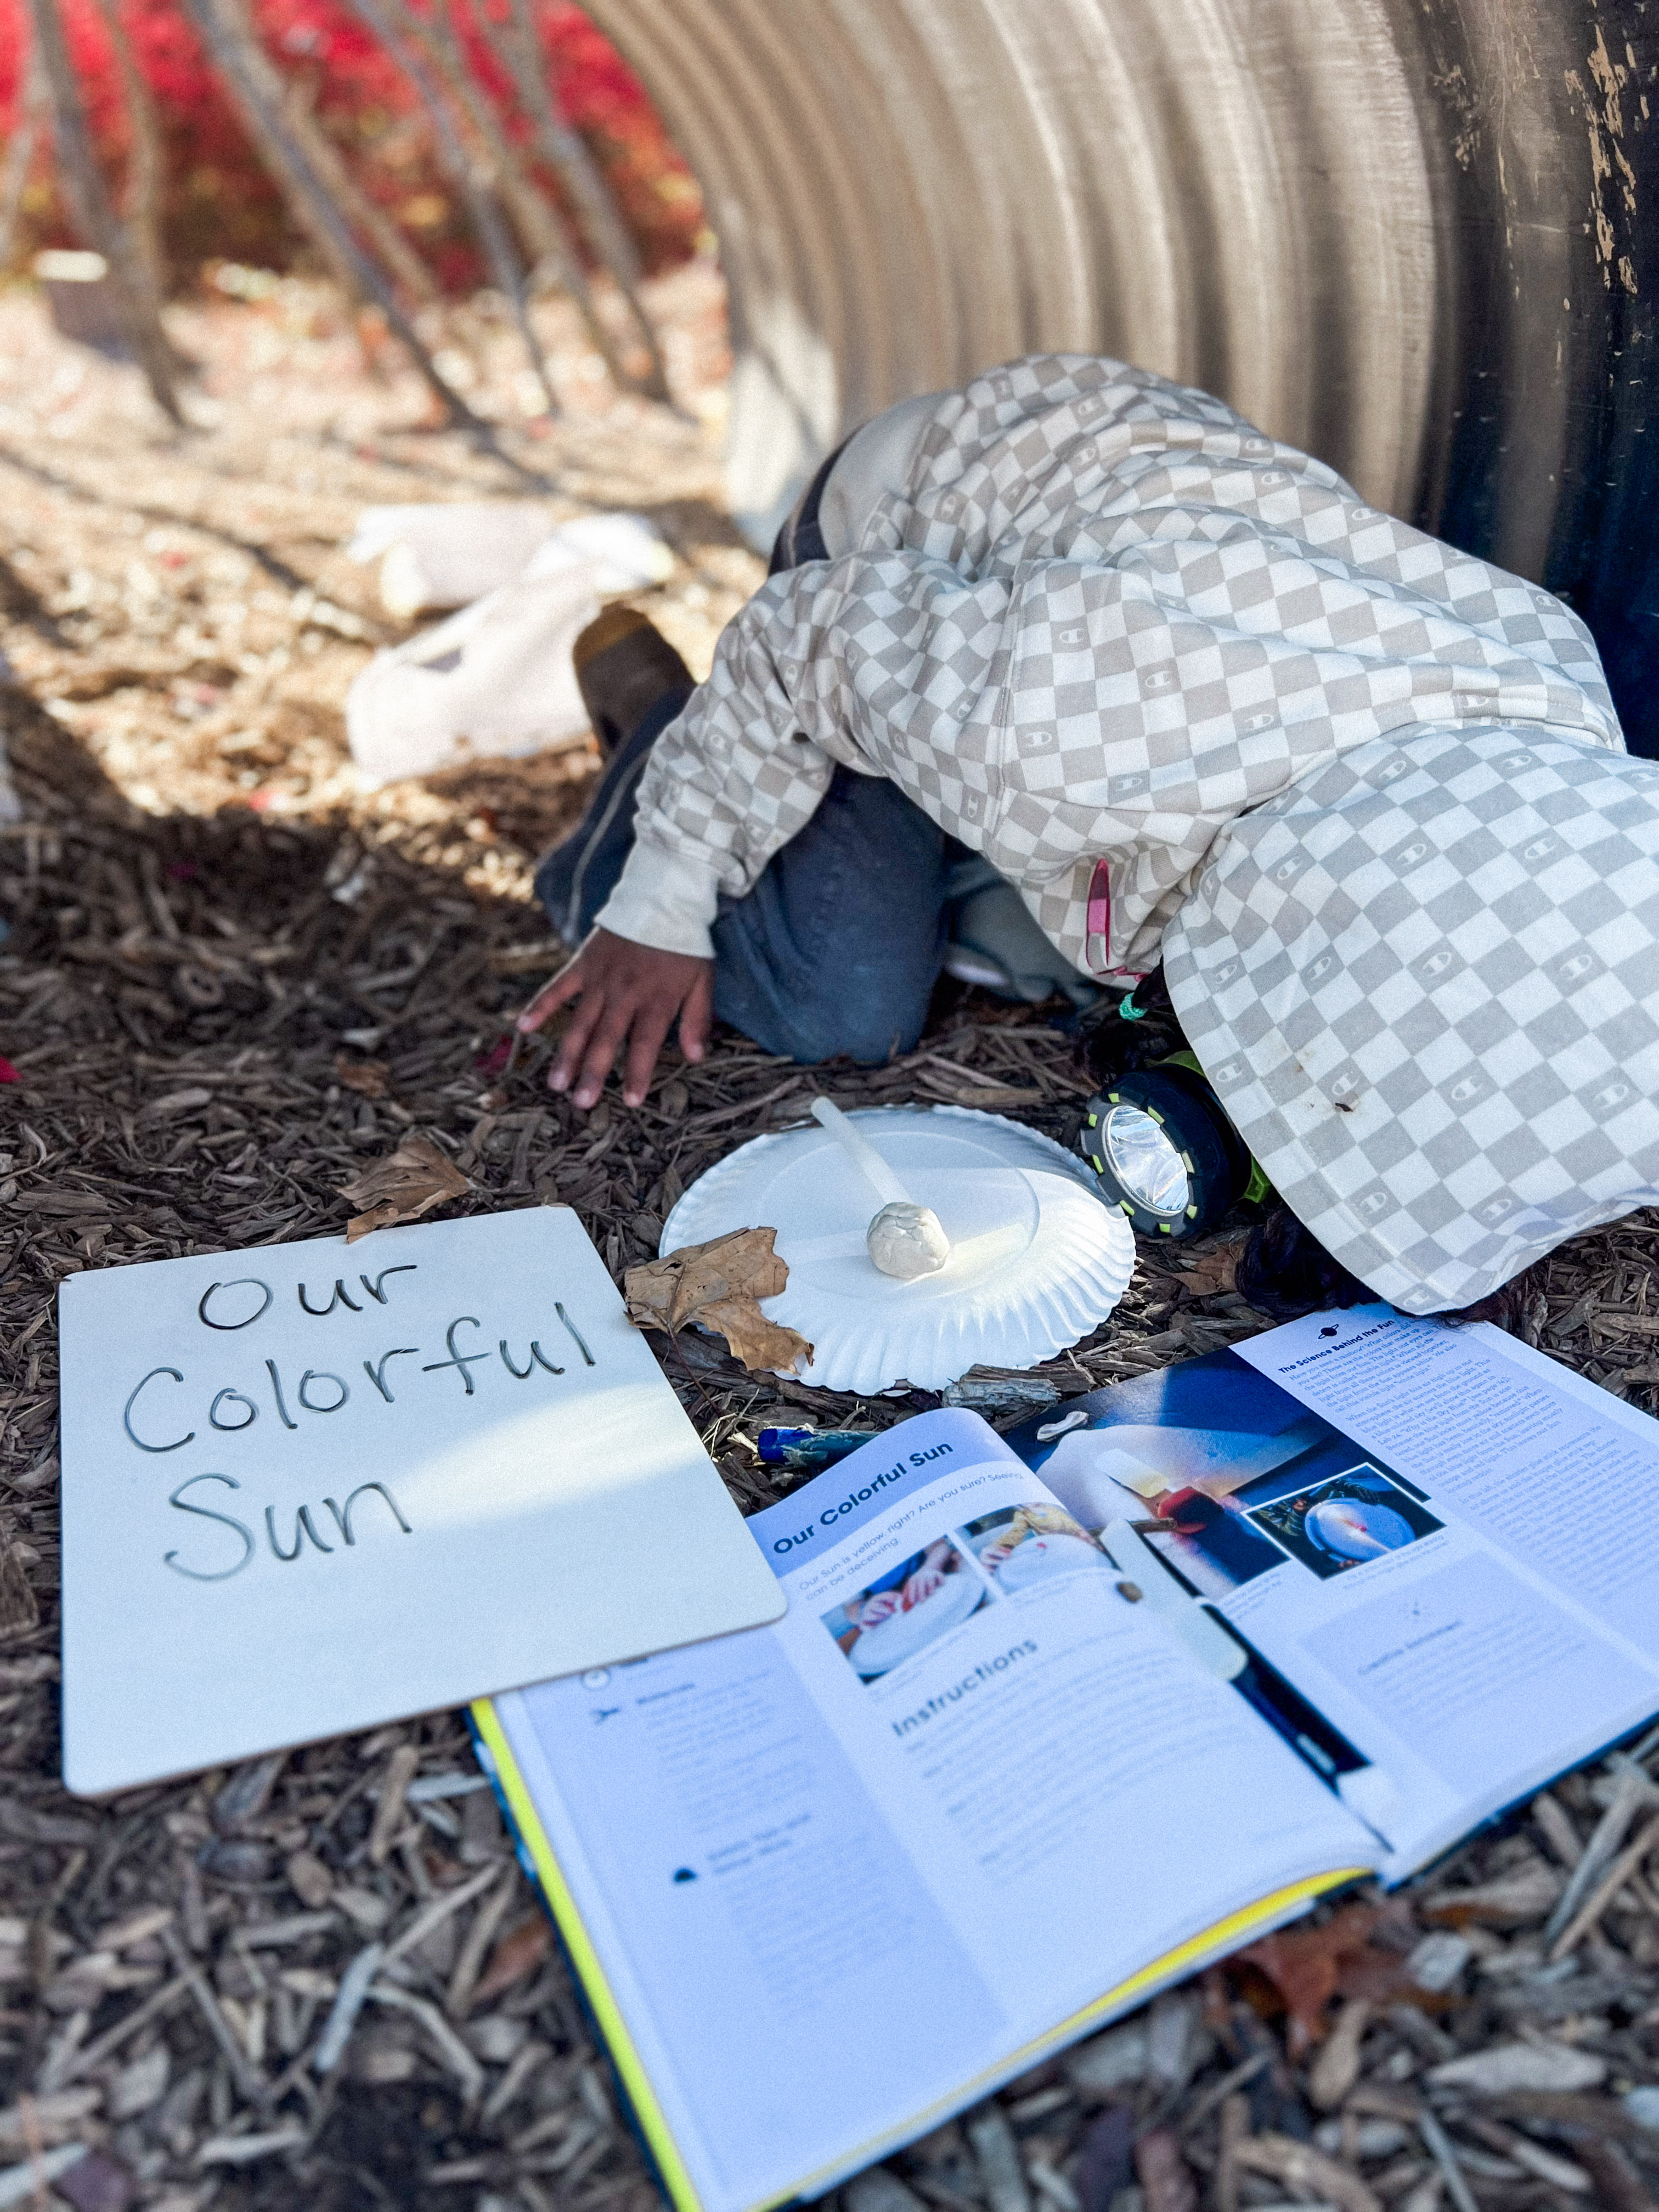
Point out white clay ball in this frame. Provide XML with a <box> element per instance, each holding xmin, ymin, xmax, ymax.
<box><xmin>866</xmin><ymin>1201</ymin><xmax>952</xmax><ymax>1280</ymax></box>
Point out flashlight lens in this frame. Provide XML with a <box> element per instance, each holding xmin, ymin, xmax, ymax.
<box><xmin>1102</xmin><ymin>1103</ymin><xmax>1190</xmax><ymax>1216</ymax></box>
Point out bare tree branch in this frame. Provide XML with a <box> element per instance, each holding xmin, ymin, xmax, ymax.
<box><xmin>87</xmin><ymin>0</ymin><xmax>167</xmax><ymax>312</ymax></box>
<box><xmin>348</xmin><ymin>0</ymin><xmax>560</xmax><ymax>417</ymax></box>
<box><xmin>410</xmin><ymin>0</ymin><xmax>635</xmax><ymax>397</ymax></box>
<box><xmin>174</xmin><ymin>0</ymin><xmax>484</xmax><ymax>433</ymax></box>
<box><xmin>481</xmin><ymin>0</ymin><xmax>670</xmax><ymax>402</ymax></box>
<box><xmin>279</xmin><ymin>70</ymin><xmax>441</xmax><ymax>307</ymax></box>
<box><xmin>0</xmin><ymin>37</ymin><xmax>49</xmax><ymax>276</ymax></box>
<box><xmin>24</xmin><ymin>0</ymin><xmax>182</xmax><ymax>422</ymax></box>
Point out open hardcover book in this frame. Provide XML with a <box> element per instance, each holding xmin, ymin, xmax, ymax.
<box><xmin>473</xmin><ymin>1305</ymin><xmax>1659</xmax><ymax>2212</ymax></box>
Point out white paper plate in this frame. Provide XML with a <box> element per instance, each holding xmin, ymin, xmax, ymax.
<box><xmin>994</xmin><ymin>1532</ymin><xmax>1109</xmax><ymax>1592</ymax></box>
<box><xmin>849</xmin><ymin>1572</ymin><xmax>984</xmax><ymax>1675</ymax></box>
<box><xmin>660</xmin><ymin>1104</ymin><xmax>1136</xmax><ymax>1393</ymax></box>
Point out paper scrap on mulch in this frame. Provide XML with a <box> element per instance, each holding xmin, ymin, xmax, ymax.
<box><xmin>624</xmin><ymin>1227</ymin><xmax>814</xmax><ymax>1376</ymax></box>
<box><xmin>337</xmin><ymin>1132</ymin><xmax>470</xmax><ymax>1242</ymax></box>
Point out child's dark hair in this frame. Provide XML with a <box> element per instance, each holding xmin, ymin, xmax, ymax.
<box><xmin>1234</xmin><ymin>1206</ymin><xmax>1372</xmax><ymax>1319</ymax></box>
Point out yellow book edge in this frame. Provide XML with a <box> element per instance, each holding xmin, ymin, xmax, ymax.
<box><xmin>474</xmin><ymin>1697</ymin><xmax>1365</xmax><ymax>2212</ymax></box>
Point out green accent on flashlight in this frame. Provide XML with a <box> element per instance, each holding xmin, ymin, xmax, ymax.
<box><xmin>1158</xmin><ymin>1049</ymin><xmax>1271</xmax><ymax>1205</ymax></box>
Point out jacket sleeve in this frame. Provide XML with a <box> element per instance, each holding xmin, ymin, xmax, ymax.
<box><xmin>594</xmin><ymin>551</ymin><xmax>1010</xmax><ymax>958</ymax></box>
<box><xmin>593</xmin><ymin>569</ymin><xmax>842</xmax><ymax>958</ymax></box>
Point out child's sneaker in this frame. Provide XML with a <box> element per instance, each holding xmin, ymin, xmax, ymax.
<box><xmin>573</xmin><ymin>607</ymin><xmax>693</xmax><ymax>758</ymax></box>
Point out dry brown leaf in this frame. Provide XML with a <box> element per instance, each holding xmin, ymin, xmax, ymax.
<box><xmin>346</xmin><ymin>1201</ymin><xmax>402</xmax><ymax>1240</ymax></box>
<box><xmin>624</xmin><ymin>1227</ymin><xmax>814</xmax><ymax>1376</ymax></box>
<box><xmin>627</xmin><ymin>1226</ymin><xmax>788</xmax><ymax>1330</ymax></box>
<box><xmin>1233</xmin><ymin>1900</ymin><xmax>1417</xmax><ymax>2054</ymax></box>
<box><xmin>335</xmin><ymin>1053</ymin><xmax>391</xmax><ymax>1098</ymax></box>
<box><xmin>696</xmin><ymin>1296</ymin><xmax>817</xmax><ymax>1377</ymax></box>
<box><xmin>337</xmin><ymin>1132</ymin><xmax>470</xmax><ymax>1243</ymax></box>
<box><xmin>470</xmin><ymin>1913</ymin><xmax>551</xmax><ymax>2009</ymax></box>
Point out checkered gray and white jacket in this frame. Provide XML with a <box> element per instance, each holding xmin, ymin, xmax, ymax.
<box><xmin>600</xmin><ymin>354</ymin><xmax>1659</xmax><ymax>1308</ymax></box>
<box><xmin>599</xmin><ymin>353</ymin><xmax>1618</xmax><ymax>977</ymax></box>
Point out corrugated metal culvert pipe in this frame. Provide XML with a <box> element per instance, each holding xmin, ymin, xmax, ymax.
<box><xmin>585</xmin><ymin>0</ymin><xmax>1659</xmax><ymax>757</ymax></box>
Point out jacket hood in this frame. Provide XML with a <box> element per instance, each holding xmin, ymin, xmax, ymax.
<box><xmin>1165</xmin><ymin>726</ymin><xmax>1659</xmax><ymax>1312</ymax></box>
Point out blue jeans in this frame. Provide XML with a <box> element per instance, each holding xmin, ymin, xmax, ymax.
<box><xmin>533</xmin><ymin>689</ymin><xmax>951</xmax><ymax>1063</ymax></box>
<box><xmin>534</xmin><ymin>444</ymin><xmax>1093</xmax><ymax>1063</ymax></box>
<box><xmin>535</xmin><ymin>436</ymin><xmax>954</xmax><ymax>1064</ymax></box>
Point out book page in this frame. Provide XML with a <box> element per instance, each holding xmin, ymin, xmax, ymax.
<box><xmin>1216</xmin><ymin>1309</ymin><xmax>1659</xmax><ymax>1869</ymax></box>
<box><xmin>490</xmin><ymin>1410</ymin><xmax>1371</xmax><ymax>2212</ymax></box>
<box><xmin>1006</xmin><ymin>1323</ymin><xmax>1659</xmax><ymax>1875</ymax></box>
<box><xmin>1241</xmin><ymin>1311</ymin><xmax>1659</xmax><ymax>1655</ymax></box>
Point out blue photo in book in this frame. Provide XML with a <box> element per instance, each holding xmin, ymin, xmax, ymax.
<box><xmin>1001</xmin><ymin>1347</ymin><xmax>1379</xmax><ymax>1600</ymax></box>
<box><xmin>1242</xmin><ymin>1463</ymin><xmax>1444</xmax><ymax>1580</ymax></box>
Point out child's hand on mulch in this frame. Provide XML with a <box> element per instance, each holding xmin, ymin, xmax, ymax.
<box><xmin>518</xmin><ymin>927</ymin><xmax>712</xmax><ymax>1109</ymax></box>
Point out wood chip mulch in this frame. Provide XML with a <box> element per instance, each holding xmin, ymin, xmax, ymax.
<box><xmin>1</xmin><ymin>279</ymin><xmax>1657</xmax><ymax>2212</ymax></box>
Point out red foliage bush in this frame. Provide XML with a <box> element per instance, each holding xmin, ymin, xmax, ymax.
<box><xmin>0</xmin><ymin>0</ymin><xmax>705</xmax><ymax>290</ymax></box>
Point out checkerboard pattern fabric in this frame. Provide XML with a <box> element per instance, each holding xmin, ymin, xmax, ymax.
<box><xmin>596</xmin><ymin>353</ymin><xmax>1658</xmax><ymax>1308</ymax></box>
<box><xmin>599</xmin><ymin>353</ymin><xmax>1619</xmax><ymax>980</ymax></box>
<box><xmin>1165</xmin><ymin>730</ymin><xmax>1659</xmax><ymax>1311</ymax></box>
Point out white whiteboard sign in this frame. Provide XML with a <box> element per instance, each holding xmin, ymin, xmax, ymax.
<box><xmin>58</xmin><ymin>1207</ymin><xmax>783</xmax><ymax>1795</ymax></box>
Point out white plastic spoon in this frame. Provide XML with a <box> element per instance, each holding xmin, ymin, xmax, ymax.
<box><xmin>809</xmin><ymin>1097</ymin><xmax>952</xmax><ymax>1279</ymax></box>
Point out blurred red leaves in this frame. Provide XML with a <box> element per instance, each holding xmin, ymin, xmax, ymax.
<box><xmin>0</xmin><ymin>0</ymin><xmax>704</xmax><ymax>289</ymax></box>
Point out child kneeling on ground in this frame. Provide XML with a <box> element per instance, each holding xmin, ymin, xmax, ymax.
<box><xmin>520</xmin><ymin>356</ymin><xmax>1659</xmax><ymax>1321</ymax></box>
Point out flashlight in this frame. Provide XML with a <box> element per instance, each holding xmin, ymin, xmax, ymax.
<box><xmin>1077</xmin><ymin>1054</ymin><xmax>1267</xmax><ymax>1239</ymax></box>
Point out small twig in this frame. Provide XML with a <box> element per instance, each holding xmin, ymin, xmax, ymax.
<box><xmin>1177</xmin><ymin>2049</ymin><xmax>1269</xmax><ymax>2138</ymax></box>
<box><xmin>44</xmin><ymin>1968</ymin><xmax>192</xmax><ymax>2089</ymax></box>
<box><xmin>480</xmin><ymin>2036</ymin><xmax>552</xmax><ymax>2126</ymax></box>
<box><xmin>162</xmin><ymin>1927</ymin><xmax>269</xmax><ymax>2107</ymax></box>
<box><xmin>1211</xmin><ymin>2092</ymin><xmax>1248</xmax><ymax>2212</ymax></box>
<box><xmin>366</xmin><ymin>1983</ymin><xmax>484</xmax><ymax>2103</ymax></box>
<box><xmin>382</xmin><ymin>1859</ymin><xmax>500</xmax><ymax>1968</ymax></box>
<box><xmin>1456</xmin><ymin>2113</ymin><xmax>1591</xmax><ymax>2193</ymax></box>
<box><xmin>312</xmin><ymin>1940</ymin><xmax>385</xmax><ymax>2076</ymax></box>
<box><xmin>366</xmin><ymin>1742</ymin><xmax>421</xmax><ymax>1866</ymax></box>
<box><xmin>668</xmin><ymin>1328</ymin><xmax>725</xmax><ymax>1428</ymax></box>
<box><xmin>1531</xmin><ymin>1787</ymin><xmax>1585</xmax><ymax>1869</ymax></box>
<box><xmin>1549</xmin><ymin>1811</ymin><xmax>1659</xmax><ymax>1960</ymax></box>
<box><xmin>1416</xmin><ymin>2108</ymin><xmax>1480</xmax><ymax>2212</ymax></box>
<box><xmin>1544</xmin><ymin>1763</ymin><xmax>1658</xmax><ymax>1945</ymax></box>
<box><xmin>445</xmin><ymin>1863</ymin><xmax>517</xmax><ymax>2017</ymax></box>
